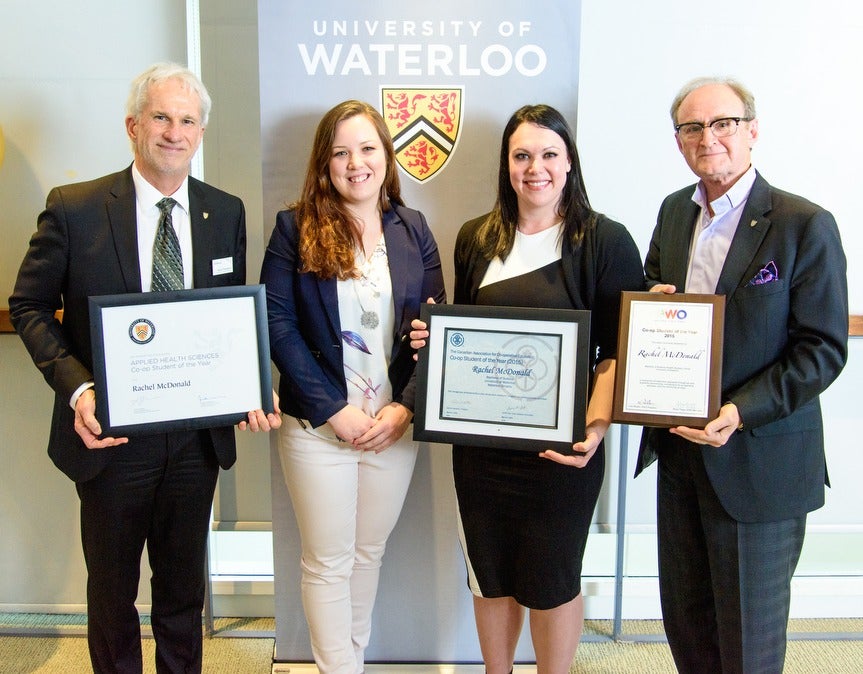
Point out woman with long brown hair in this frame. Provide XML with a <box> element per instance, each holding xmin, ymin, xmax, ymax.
<box><xmin>261</xmin><ymin>100</ymin><xmax>446</xmax><ymax>673</ymax></box>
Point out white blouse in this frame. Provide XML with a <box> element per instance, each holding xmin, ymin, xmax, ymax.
<box><xmin>336</xmin><ymin>236</ymin><xmax>395</xmax><ymax>416</ymax></box>
<box><xmin>480</xmin><ymin>222</ymin><xmax>563</xmax><ymax>288</ymax></box>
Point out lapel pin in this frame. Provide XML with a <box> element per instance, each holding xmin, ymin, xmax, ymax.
<box><xmin>203</xmin><ymin>212</ymin><xmax>209</xmax><ymax>220</ymax></box>
<box><xmin>750</xmin><ymin>219</ymin><xmax>757</xmax><ymax>227</ymax></box>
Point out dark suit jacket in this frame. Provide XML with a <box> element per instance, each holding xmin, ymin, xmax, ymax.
<box><xmin>261</xmin><ymin>204</ymin><xmax>446</xmax><ymax>427</ymax></box>
<box><xmin>9</xmin><ymin>165</ymin><xmax>247</xmax><ymax>482</ymax></box>
<box><xmin>636</xmin><ymin>171</ymin><xmax>848</xmax><ymax>522</ymax></box>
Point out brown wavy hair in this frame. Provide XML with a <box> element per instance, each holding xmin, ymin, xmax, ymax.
<box><xmin>294</xmin><ymin>100</ymin><xmax>404</xmax><ymax>279</ymax></box>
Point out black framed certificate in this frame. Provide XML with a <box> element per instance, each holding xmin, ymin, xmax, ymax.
<box><xmin>613</xmin><ymin>291</ymin><xmax>724</xmax><ymax>428</ymax></box>
<box><xmin>413</xmin><ymin>304</ymin><xmax>591</xmax><ymax>453</ymax></box>
<box><xmin>89</xmin><ymin>285</ymin><xmax>273</xmax><ymax>436</ymax></box>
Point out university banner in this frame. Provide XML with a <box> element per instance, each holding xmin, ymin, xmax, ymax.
<box><xmin>258</xmin><ymin>0</ymin><xmax>581</xmax><ymax>661</ymax></box>
<box><xmin>259</xmin><ymin>1</ymin><xmax>581</xmax><ymax>260</ymax></box>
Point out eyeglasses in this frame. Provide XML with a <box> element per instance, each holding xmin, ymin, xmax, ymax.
<box><xmin>674</xmin><ymin>117</ymin><xmax>753</xmax><ymax>141</ymax></box>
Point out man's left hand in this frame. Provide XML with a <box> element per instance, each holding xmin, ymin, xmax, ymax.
<box><xmin>671</xmin><ymin>402</ymin><xmax>740</xmax><ymax>447</ymax></box>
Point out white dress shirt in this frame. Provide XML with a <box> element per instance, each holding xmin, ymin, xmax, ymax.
<box><xmin>685</xmin><ymin>166</ymin><xmax>757</xmax><ymax>294</ymax></box>
<box><xmin>132</xmin><ymin>163</ymin><xmax>194</xmax><ymax>292</ymax></box>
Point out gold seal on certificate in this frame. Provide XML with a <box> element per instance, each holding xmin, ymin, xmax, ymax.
<box><xmin>613</xmin><ymin>291</ymin><xmax>724</xmax><ymax>428</ymax></box>
<box><xmin>88</xmin><ymin>285</ymin><xmax>273</xmax><ymax>436</ymax></box>
<box><xmin>413</xmin><ymin>304</ymin><xmax>591</xmax><ymax>453</ymax></box>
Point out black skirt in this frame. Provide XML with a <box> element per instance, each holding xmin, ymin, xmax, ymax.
<box><xmin>453</xmin><ymin>260</ymin><xmax>604</xmax><ymax>609</ymax></box>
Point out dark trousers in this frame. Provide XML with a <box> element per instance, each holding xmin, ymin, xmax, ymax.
<box><xmin>77</xmin><ymin>430</ymin><xmax>220</xmax><ymax>674</ymax></box>
<box><xmin>657</xmin><ymin>442</ymin><xmax>806</xmax><ymax>674</ymax></box>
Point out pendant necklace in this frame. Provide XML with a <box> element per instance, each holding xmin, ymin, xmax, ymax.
<box><xmin>354</xmin><ymin>265</ymin><xmax>380</xmax><ymax>330</ymax></box>
<box><xmin>356</xmin><ymin>282</ymin><xmax>380</xmax><ymax>330</ymax></box>
<box><xmin>354</xmin><ymin>238</ymin><xmax>383</xmax><ymax>330</ymax></box>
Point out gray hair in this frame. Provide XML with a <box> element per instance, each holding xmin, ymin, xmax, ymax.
<box><xmin>126</xmin><ymin>62</ymin><xmax>212</xmax><ymax>127</ymax></box>
<box><xmin>670</xmin><ymin>76</ymin><xmax>756</xmax><ymax>126</ymax></box>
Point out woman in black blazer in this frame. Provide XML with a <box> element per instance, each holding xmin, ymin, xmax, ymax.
<box><xmin>261</xmin><ymin>100</ymin><xmax>445</xmax><ymax>674</ymax></box>
<box><xmin>412</xmin><ymin>104</ymin><xmax>645</xmax><ymax>674</ymax></box>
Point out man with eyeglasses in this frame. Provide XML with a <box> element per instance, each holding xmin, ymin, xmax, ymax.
<box><xmin>635</xmin><ymin>77</ymin><xmax>848</xmax><ymax>673</ymax></box>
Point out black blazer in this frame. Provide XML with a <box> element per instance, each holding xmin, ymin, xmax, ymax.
<box><xmin>261</xmin><ymin>204</ymin><xmax>446</xmax><ymax>427</ymax></box>
<box><xmin>636</xmin><ymin>172</ymin><xmax>848</xmax><ymax>522</ymax></box>
<box><xmin>9</xmin><ymin>166</ymin><xmax>247</xmax><ymax>482</ymax></box>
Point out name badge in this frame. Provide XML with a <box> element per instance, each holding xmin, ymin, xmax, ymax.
<box><xmin>212</xmin><ymin>257</ymin><xmax>234</xmax><ymax>275</ymax></box>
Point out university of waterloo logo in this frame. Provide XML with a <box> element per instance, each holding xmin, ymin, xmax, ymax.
<box><xmin>128</xmin><ymin>318</ymin><xmax>155</xmax><ymax>344</ymax></box>
<box><xmin>381</xmin><ymin>87</ymin><xmax>463</xmax><ymax>183</ymax></box>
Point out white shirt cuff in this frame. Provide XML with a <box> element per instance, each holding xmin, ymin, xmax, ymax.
<box><xmin>69</xmin><ymin>381</ymin><xmax>95</xmax><ymax>410</ymax></box>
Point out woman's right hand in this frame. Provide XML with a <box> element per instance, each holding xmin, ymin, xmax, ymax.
<box><xmin>409</xmin><ymin>319</ymin><xmax>429</xmax><ymax>349</ymax></box>
<box><xmin>327</xmin><ymin>404</ymin><xmax>375</xmax><ymax>445</ymax></box>
<box><xmin>409</xmin><ymin>297</ymin><xmax>436</xmax><ymax>358</ymax></box>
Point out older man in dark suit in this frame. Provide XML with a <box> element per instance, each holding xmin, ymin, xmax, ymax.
<box><xmin>9</xmin><ymin>63</ymin><xmax>280</xmax><ymax>674</ymax></box>
<box><xmin>635</xmin><ymin>77</ymin><xmax>848</xmax><ymax>673</ymax></box>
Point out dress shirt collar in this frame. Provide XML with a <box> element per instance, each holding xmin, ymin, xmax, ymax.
<box><xmin>131</xmin><ymin>162</ymin><xmax>190</xmax><ymax>214</ymax></box>
<box><xmin>691</xmin><ymin>165</ymin><xmax>757</xmax><ymax>222</ymax></box>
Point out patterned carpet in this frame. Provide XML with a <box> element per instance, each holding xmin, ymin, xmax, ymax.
<box><xmin>1</xmin><ymin>615</ymin><xmax>861</xmax><ymax>673</ymax></box>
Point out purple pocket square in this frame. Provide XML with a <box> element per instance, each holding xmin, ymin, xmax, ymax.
<box><xmin>748</xmin><ymin>260</ymin><xmax>778</xmax><ymax>286</ymax></box>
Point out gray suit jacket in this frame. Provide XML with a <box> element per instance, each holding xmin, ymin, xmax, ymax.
<box><xmin>635</xmin><ymin>171</ymin><xmax>848</xmax><ymax>522</ymax></box>
<box><xmin>9</xmin><ymin>165</ymin><xmax>247</xmax><ymax>482</ymax></box>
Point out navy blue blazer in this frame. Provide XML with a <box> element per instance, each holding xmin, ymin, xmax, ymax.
<box><xmin>261</xmin><ymin>204</ymin><xmax>446</xmax><ymax>427</ymax></box>
<box><xmin>636</xmin><ymin>172</ymin><xmax>848</xmax><ymax>522</ymax></box>
<box><xmin>9</xmin><ymin>166</ymin><xmax>247</xmax><ymax>482</ymax></box>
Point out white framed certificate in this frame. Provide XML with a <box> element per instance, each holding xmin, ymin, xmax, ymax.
<box><xmin>413</xmin><ymin>304</ymin><xmax>591</xmax><ymax>454</ymax></box>
<box><xmin>88</xmin><ymin>285</ymin><xmax>273</xmax><ymax>436</ymax></box>
<box><xmin>613</xmin><ymin>291</ymin><xmax>724</xmax><ymax>428</ymax></box>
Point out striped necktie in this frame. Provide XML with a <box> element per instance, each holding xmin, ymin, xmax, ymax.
<box><xmin>151</xmin><ymin>197</ymin><xmax>183</xmax><ymax>291</ymax></box>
